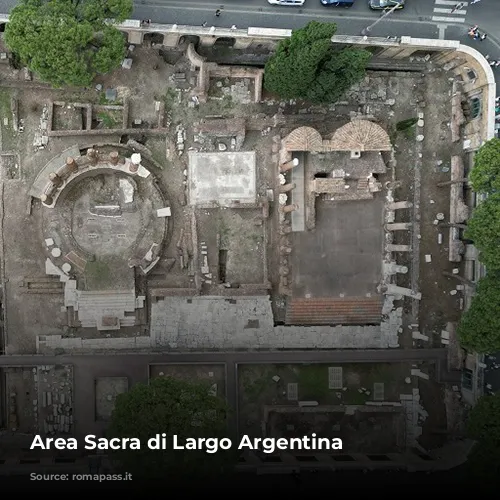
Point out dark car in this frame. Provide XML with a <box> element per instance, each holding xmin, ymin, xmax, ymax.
<box><xmin>321</xmin><ymin>0</ymin><xmax>354</xmax><ymax>7</ymax></box>
<box><xmin>368</xmin><ymin>0</ymin><xmax>405</xmax><ymax>10</ymax></box>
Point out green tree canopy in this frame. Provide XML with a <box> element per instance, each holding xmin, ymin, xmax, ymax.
<box><xmin>470</xmin><ymin>138</ymin><xmax>500</xmax><ymax>194</ymax></box>
<box><xmin>4</xmin><ymin>0</ymin><xmax>132</xmax><ymax>87</ymax></box>
<box><xmin>457</xmin><ymin>273</ymin><xmax>500</xmax><ymax>353</ymax></box>
<box><xmin>464</xmin><ymin>193</ymin><xmax>500</xmax><ymax>270</ymax></box>
<box><xmin>264</xmin><ymin>21</ymin><xmax>371</xmax><ymax>104</ymax></box>
<box><xmin>107</xmin><ymin>377</ymin><xmax>234</xmax><ymax>481</ymax></box>
<box><xmin>467</xmin><ymin>393</ymin><xmax>500</xmax><ymax>441</ymax></box>
<box><xmin>465</xmin><ymin>394</ymin><xmax>500</xmax><ymax>486</ymax></box>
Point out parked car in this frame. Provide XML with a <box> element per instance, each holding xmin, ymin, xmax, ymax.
<box><xmin>321</xmin><ymin>0</ymin><xmax>354</xmax><ymax>7</ymax></box>
<box><xmin>368</xmin><ymin>0</ymin><xmax>405</xmax><ymax>10</ymax></box>
<box><xmin>268</xmin><ymin>0</ymin><xmax>306</xmax><ymax>5</ymax></box>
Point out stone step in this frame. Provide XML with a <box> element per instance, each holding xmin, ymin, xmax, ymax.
<box><xmin>77</xmin><ymin>297</ymin><xmax>136</xmax><ymax>307</ymax></box>
<box><xmin>286</xmin><ymin>297</ymin><xmax>382</xmax><ymax>325</ymax></box>
<box><xmin>79</xmin><ymin>290</ymin><xmax>135</xmax><ymax>296</ymax></box>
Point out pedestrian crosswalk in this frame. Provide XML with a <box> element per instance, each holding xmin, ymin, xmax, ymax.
<box><xmin>432</xmin><ymin>0</ymin><xmax>468</xmax><ymax>24</ymax></box>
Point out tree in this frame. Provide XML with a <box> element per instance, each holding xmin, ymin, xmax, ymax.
<box><xmin>457</xmin><ymin>273</ymin><xmax>500</xmax><ymax>353</ymax></box>
<box><xmin>470</xmin><ymin>138</ymin><xmax>500</xmax><ymax>194</ymax></box>
<box><xmin>466</xmin><ymin>394</ymin><xmax>500</xmax><ymax>485</ymax></box>
<box><xmin>464</xmin><ymin>193</ymin><xmax>500</xmax><ymax>270</ymax></box>
<box><xmin>4</xmin><ymin>0</ymin><xmax>132</xmax><ymax>87</ymax></box>
<box><xmin>264</xmin><ymin>21</ymin><xmax>371</xmax><ymax>104</ymax></box>
<box><xmin>467</xmin><ymin>393</ymin><xmax>500</xmax><ymax>441</ymax></box>
<box><xmin>107</xmin><ymin>377</ymin><xmax>234</xmax><ymax>481</ymax></box>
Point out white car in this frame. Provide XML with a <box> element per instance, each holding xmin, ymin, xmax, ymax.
<box><xmin>268</xmin><ymin>0</ymin><xmax>306</xmax><ymax>6</ymax></box>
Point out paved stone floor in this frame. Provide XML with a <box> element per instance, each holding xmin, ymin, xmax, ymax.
<box><xmin>292</xmin><ymin>197</ymin><xmax>384</xmax><ymax>298</ymax></box>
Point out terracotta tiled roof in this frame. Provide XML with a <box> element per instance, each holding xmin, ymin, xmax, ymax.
<box><xmin>282</xmin><ymin>120</ymin><xmax>391</xmax><ymax>152</ymax></box>
<box><xmin>282</xmin><ymin>126</ymin><xmax>324</xmax><ymax>151</ymax></box>
<box><xmin>329</xmin><ymin>120</ymin><xmax>391</xmax><ymax>151</ymax></box>
<box><xmin>286</xmin><ymin>296</ymin><xmax>382</xmax><ymax>325</ymax></box>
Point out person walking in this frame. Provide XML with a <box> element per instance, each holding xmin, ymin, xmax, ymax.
<box><xmin>480</xmin><ymin>33</ymin><xmax>487</xmax><ymax>41</ymax></box>
<box><xmin>215</xmin><ymin>9</ymin><xmax>221</xmax><ymax>17</ymax></box>
<box><xmin>451</xmin><ymin>2</ymin><xmax>464</xmax><ymax>13</ymax></box>
<box><xmin>201</xmin><ymin>21</ymin><xmax>207</xmax><ymax>27</ymax></box>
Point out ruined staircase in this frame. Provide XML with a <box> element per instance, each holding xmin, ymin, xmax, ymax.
<box><xmin>285</xmin><ymin>296</ymin><xmax>382</xmax><ymax>326</ymax></box>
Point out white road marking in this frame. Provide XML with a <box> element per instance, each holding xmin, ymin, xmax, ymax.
<box><xmin>436</xmin><ymin>24</ymin><xmax>447</xmax><ymax>39</ymax></box>
<box><xmin>435</xmin><ymin>0</ymin><xmax>468</xmax><ymax>5</ymax></box>
<box><xmin>433</xmin><ymin>8</ymin><xmax>467</xmax><ymax>14</ymax></box>
<box><xmin>431</xmin><ymin>15</ymin><xmax>467</xmax><ymax>23</ymax></box>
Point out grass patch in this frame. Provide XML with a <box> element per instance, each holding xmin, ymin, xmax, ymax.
<box><xmin>241</xmin><ymin>367</ymin><xmax>273</xmax><ymax>400</ymax></box>
<box><xmin>395</xmin><ymin>117</ymin><xmax>418</xmax><ymax>141</ymax></box>
<box><xmin>297</xmin><ymin>365</ymin><xmax>330</xmax><ymax>400</ymax></box>
<box><xmin>0</xmin><ymin>89</ymin><xmax>17</xmax><ymax>151</ymax></box>
<box><xmin>163</xmin><ymin>88</ymin><xmax>177</xmax><ymax>108</ymax></box>
<box><xmin>84</xmin><ymin>260</ymin><xmax>111</xmax><ymax>289</ymax></box>
<box><xmin>145</xmin><ymin>137</ymin><xmax>167</xmax><ymax>169</ymax></box>
<box><xmin>97</xmin><ymin>111</ymin><xmax>118</xmax><ymax>128</ymax></box>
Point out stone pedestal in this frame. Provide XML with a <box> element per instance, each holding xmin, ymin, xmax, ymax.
<box><xmin>386</xmin><ymin>222</ymin><xmax>412</xmax><ymax>231</ymax></box>
<box><xmin>387</xmin><ymin>201</ymin><xmax>412</xmax><ymax>210</ymax></box>
<box><xmin>386</xmin><ymin>244</ymin><xmax>412</xmax><ymax>252</ymax></box>
<box><xmin>385</xmin><ymin>284</ymin><xmax>422</xmax><ymax>300</ymax></box>
<box><xmin>384</xmin><ymin>262</ymin><xmax>409</xmax><ymax>276</ymax></box>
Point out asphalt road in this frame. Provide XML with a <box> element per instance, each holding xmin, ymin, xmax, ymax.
<box><xmin>0</xmin><ymin>1</ymin><xmax>498</xmax><ymax>85</ymax></box>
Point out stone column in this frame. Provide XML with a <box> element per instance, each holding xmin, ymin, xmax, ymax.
<box><xmin>129</xmin><ymin>153</ymin><xmax>141</xmax><ymax>173</ymax></box>
<box><xmin>384</xmin><ymin>262</ymin><xmax>408</xmax><ymax>275</ymax></box>
<box><xmin>48</xmin><ymin>172</ymin><xmax>62</xmax><ymax>187</ymax></box>
<box><xmin>387</xmin><ymin>201</ymin><xmax>412</xmax><ymax>210</ymax></box>
<box><xmin>86</xmin><ymin>149</ymin><xmax>98</xmax><ymax>166</ymax></box>
<box><xmin>109</xmin><ymin>151</ymin><xmax>120</xmax><ymax>165</ymax></box>
<box><xmin>280</xmin><ymin>183</ymin><xmax>296</xmax><ymax>193</ymax></box>
<box><xmin>66</xmin><ymin>156</ymin><xmax>78</xmax><ymax>173</ymax></box>
<box><xmin>40</xmin><ymin>194</ymin><xmax>53</xmax><ymax>205</ymax></box>
<box><xmin>386</xmin><ymin>244</ymin><xmax>412</xmax><ymax>252</ymax></box>
<box><xmin>279</xmin><ymin>267</ymin><xmax>289</xmax><ymax>276</ymax></box>
<box><xmin>392</xmin><ymin>264</ymin><xmax>408</xmax><ymax>274</ymax></box>
<box><xmin>385</xmin><ymin>284</ymin><xmax>422</xmax><ymax>300</ymax></box>
<box><xmin>386</xmin><ymin>222</ymin><xmax>412</xmax><ymax>231</ymax></box>
<box><xmin>280</xmin><ymin>158</ymin><xmax>299</xmax><ymax>173</ymax></box>
<box><xmin>281</xmin><ymin>204</ymin><xmax>298</xmax><ymax>213</ymax></box>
